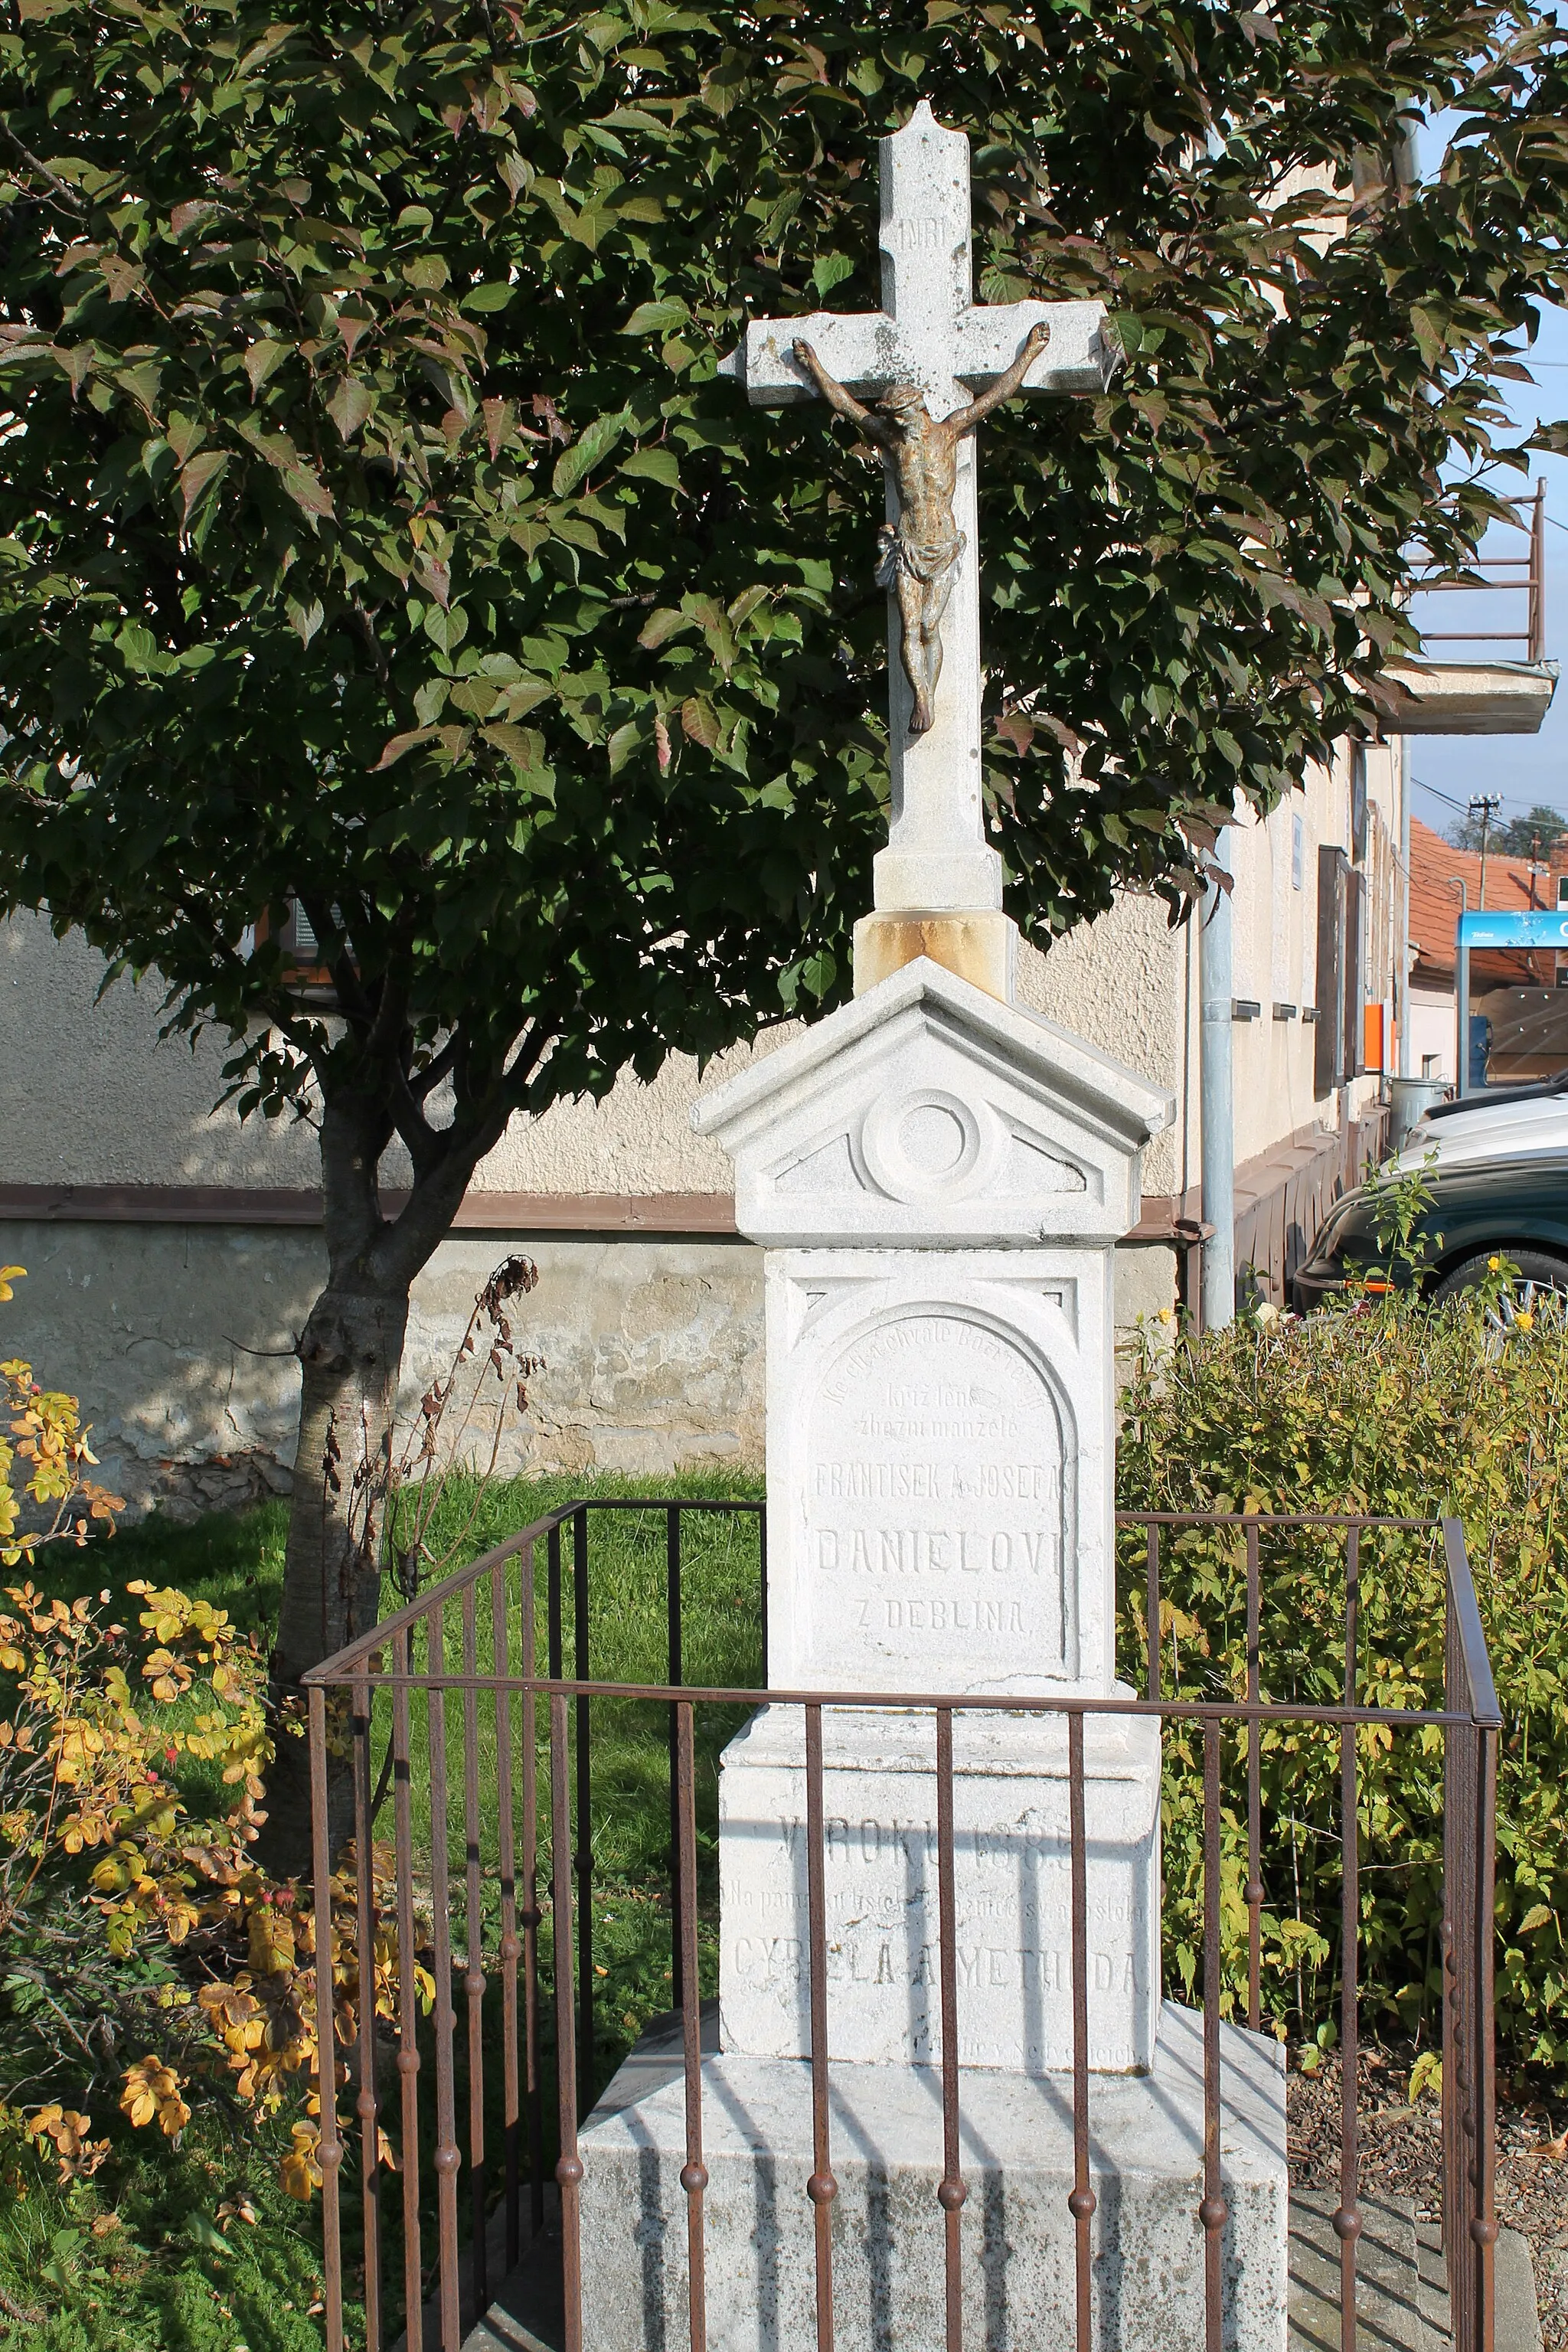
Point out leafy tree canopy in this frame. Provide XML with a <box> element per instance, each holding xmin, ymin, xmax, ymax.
<box><xmin>3</xmin><ymin>0</ymin><xmax>1567</xmax><ymax>1854</ymax></box>
<box><xmin>1</xmin><ymin>2</ymin><xmax>1566</xmax><ymax>1142</ymax></box>
<box><xmin>1449</xmin><ymin>800</ymin><xmax>1568</xmax><ymax>858</ymax></box>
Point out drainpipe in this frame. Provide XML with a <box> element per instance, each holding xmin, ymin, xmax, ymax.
<box><xmin>1397</xmin><ymin>737</ymin><xmax>1413</xmax><ymax>1080</ymax></box>
<box><xmin>1200</xmin><ymin>832</ymin><xmax>1235</xmax><ymax>1331</ymax></box>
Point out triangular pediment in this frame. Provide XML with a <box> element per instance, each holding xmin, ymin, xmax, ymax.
<box><xmin>692</xmin><ymin>959</ymin><xmax>1173</xmax><ymax>1247</ymax></box>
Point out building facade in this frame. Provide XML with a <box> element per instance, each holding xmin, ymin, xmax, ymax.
<box><xmin>3</xmin><ymin>731</ymin><xmax>1416</xmax><ymax>1514</ymax></box>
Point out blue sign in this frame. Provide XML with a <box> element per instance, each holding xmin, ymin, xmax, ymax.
<box><xmin>1458</xmin><ymin>908</ymin><xmax>1568</xmax><ymax>949</ymax></box>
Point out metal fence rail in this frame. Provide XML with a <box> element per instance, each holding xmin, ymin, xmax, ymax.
<box><xmin>302</xmin><ymin>1502</ymin><xmax>1499</xmax><ymax>2352</ymax></box>
<box><xmin>1416</xmin><ymin>479</ymin><xmax>1547</xmax><ymax>664</ymax></box>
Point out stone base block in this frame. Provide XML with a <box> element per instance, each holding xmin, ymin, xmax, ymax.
<box><xmin>852</xmin><ymin>909</ymin><xmax>1017</xmax><ymax>1001</ymax></box>
<box><xmin>719</xmin><ymin>1704</ymin><xmax>1161</xmax><ymax>2072</ymax></box>
<box><xmin>578</xmin><ymin>2001</ymin><xmax>1288</xmax><ymax>2352</ymax></box>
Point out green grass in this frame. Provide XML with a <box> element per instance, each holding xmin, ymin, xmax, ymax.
<box><xmin>381</xmin><ymin>1475</ymin><xmax>767</xmax><ymax>2068</ymax></box>
<box><xmin>28</xmin><ymin>1470</ymin><xmax>766</xmax><ymax>2049</ymax></box>
<box><xmin>0</xmin><ymin>2115</ymin><xmax>351</xmax><ymax>2352</ymax></box>
<box><xmin>29</xmin><ymin>1497</ymin><xmax>291</xmax><ymax>1635</ymax></box>
<box><xmin>31</xmin><ymin>1468</ymin><xmax>768</xmax><ymax>2015</ymax></box>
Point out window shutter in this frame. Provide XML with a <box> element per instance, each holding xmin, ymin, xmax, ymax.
<box><xmin>1342</xmin><ymin>864</ymin><xmax>1365</xmax><ymax>1079</ymax></box>
<box><xmin>1315</xmin><ymin>847</ymin><xmax>1346</xmax><ymax>1096</ymax></box>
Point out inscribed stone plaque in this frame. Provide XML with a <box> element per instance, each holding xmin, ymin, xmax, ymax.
<box><xmin>803</xmin><ymin>1311</ymin><xmax>1069</xmax><ymax>1690</ymax></box>
<box><xmin>718</xmin><ymin>1710</ymin><xmax>1161</xmax><ymax>2073</ymax></box>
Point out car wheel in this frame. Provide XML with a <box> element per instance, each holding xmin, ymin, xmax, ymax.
<box><xmin>1430</xmin><ymin>1249</ymin><xmax>1568</xmax><ymax>1304</ymax></box>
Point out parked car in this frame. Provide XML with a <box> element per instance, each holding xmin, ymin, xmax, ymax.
<box><xmin>1396</xmin><ymin>1071</ymin><xmax>1568</xmax><ymax>1174</ymax></box>
<box><xmin>1292</xmin><ymin>1148</ymin><xmax>1568</xmax><ymax>1308</ymax></box>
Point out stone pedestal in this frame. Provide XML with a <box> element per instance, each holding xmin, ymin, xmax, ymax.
<box><xmin>579</xmin><ymin>2003</ymin><xmax>1289</xmax><ymax>2352</ymax></box>
<box><xmin>719</xmin><ymin>1704</ymin><xmax>1161</xmax><ymax>2073</ymax></box>
<box><xmin>574</xmin><ymin>956</ymin><xmax>1289</xmax><ymax>2342</ymax></box>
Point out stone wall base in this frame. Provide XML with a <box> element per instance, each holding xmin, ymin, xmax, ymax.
<box><xmin>579</xmin><ymin>2001</ymin><xmax>1288</xmax><ymax>2352</ymax></box>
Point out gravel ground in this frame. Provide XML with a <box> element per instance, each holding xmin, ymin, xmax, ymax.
<box><xmin>1289</xmin><ymin>2049</ymin><xmax>1568</xmax><ymax>2349</ymax></box>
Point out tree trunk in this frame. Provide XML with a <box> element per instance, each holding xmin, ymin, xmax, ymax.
<box><xmin>260</xmin><ymin>1278</ymin><xmax>409</xmax><ymax>1879</ymax></box>
<box><xmin>253</xmin><ymin>1049</ymin><xmax>536</xmax><ymax>1880</ymax></box>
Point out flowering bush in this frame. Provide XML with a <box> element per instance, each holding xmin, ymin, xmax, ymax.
<box><xmin>0</xmin><ymin>1262</ymin><xmax>123</xmax><ymax>1566</ymax></box>
<box><xmin>0</xmin><ymin>1272</ymin><xmax>411</xmax><ymax>2220</ymax></box>
<box><xmin>0</xmin><ymin>1569</ymin><xmax>416</xmax><ymax>2203</ymax></box>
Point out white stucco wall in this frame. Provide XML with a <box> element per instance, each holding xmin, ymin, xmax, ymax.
<box><xmin>1410</xmin><ymin>986</ymin><xmax>1457</xmax><ymax>1083</ymax></box>
<box><xmin>3</xmin><ymin>894</ymin><xmax>1190</xmax><ymax>1201</ymax></box>
<box><xmin>3</xmin><ymin>896</ymin><xmax>1191</xmax><ymax>1511</ymax></box>
<box><xmin>0</xmin><ymin>1221</ymin><xmax>769</xmax><ymax>1517</ymax></box>
<box><xmin>1223</xmin><ymin>743</ymin><xmax>1396</xmax><ymax>1168</ymax></box>
<box><xmin>2</xmin><ymin>912</ymin><xmax>324</xmax><ymax>1188</ymax></box>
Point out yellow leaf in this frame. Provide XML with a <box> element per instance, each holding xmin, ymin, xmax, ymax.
<box><xmin>1408</xmin><ymin>2050</ymin><xmax>1442</xmax><ymax>2103</ymax></box>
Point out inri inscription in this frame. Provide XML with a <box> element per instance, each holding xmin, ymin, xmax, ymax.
<box><xmin>804</xmin><ymin>1313</ymin><xmax>1069</xmax><ymax>1686</ymax></box>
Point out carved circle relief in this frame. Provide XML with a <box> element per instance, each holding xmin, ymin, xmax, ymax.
<box><xmin>900</xmin><ymin>1099</ymin><xmax>967</xmax><ymax>1172</ymax></box>
<box><xmin>860</xmin><ymin>1086</ymin><xmax>999</xmax><ymax>1204</ymax></box>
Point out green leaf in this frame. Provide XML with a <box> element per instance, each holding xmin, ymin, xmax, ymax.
<box><xmin>622</xmin><ymin>298</ymin><xmax>691</xmax><ymax>335</ymax></box>
<box><xmin>243</xmin><ymin>340</ymin><xmax>288</xmax><ymax>397</ymax></box>
<box><xmin>281</xmin><ymin>464</ymin><xmax>335</xmax><ymax>520</ymax></box>
<box><xmin>553</xmin><ymin>408</ymin><xmax>633</xmax><ymax>497</ymax></box>
<box><xmin>176</xmin><ymin>448</ymin><xmax>229</xmax><ymax>526</ymax></box>
<box><xmin>480</xmin><ymin>722</ymin><xmax>547</xmax><ymax>767</ymax></box>
<box><xmin>619</xmin><ymin>446</ymin><xmax>680</xmax><ymax>488</ymax></box>
<box><xmin>116</xmin><ymin>622</ymin><xmax>156</xmax><ymax>671</ymax></box>
<box><xmin>371</xmin><ymin>727</ymin><xmax>439</xmax><ymax>771</ymax></box>
<box><xmin>447</xmin><ymin>679</ymin><xmax>501</xmax><ymax>718</ymax></box>
<box><xmin>326</xmin><ymin>378</ymin><xmax>373</xmax><ymax>440</ymax></box>
<box><xmin>423</xmin><ymin>605</ymin><xmax>469</xmax><ymax>655</ymax></box>
<box><xmin>680</xmin><ymin>696</ymin><xmax>720</xmax><ymax>750</ymax></box>
<box><xmin>638</xmin><ymin>607</ymin><xmax>694</xmax><ymax>650</ymax></box>
<box><xmin>548</xmin><ymin>511</ymin><xmax>602</xmax><ymax>552</ymax></box>
<box><xmin>811</xmin><ymin>253</ymin><xmax>854</xmax><ymax>299</ymax></box>
<box><xmin>1410</xmin><ymin>305</ymin><xmax>1446</xmax><ymax>371</ymax></box>
<box><xmin>462</xmin><ymin>282</ymin><xmax>516</xmax><ymax>312</ymax></box>
<box><xmin>606</xmin><ymin>720</ymin><xmax>642</xmax><ymax>773</ymax></box>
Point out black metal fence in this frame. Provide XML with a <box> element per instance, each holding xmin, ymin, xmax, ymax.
<box><xmin>302</xmin><ymin>1501</ymin><xmax>1498</xmax><ymax>2352</ymax></box>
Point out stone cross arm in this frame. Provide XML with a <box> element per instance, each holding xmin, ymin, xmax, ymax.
<box><xmin>711</xmin><ymin>103</ymin><xmax>1119</xmax><ymax>965</ymax></box>
<box><xmin>718</xmin><ymin>296</ymin><xmax>1114</xmax><ymax>409</ymax></box>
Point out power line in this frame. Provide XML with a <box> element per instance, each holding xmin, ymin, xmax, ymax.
<box><xmin>1412</xmin><ymin>775</ymin><xmax>1563</xmax><ymax>820</ymax></box>
<box><xmin>1411</xmin><ymin>773</ymin><xmax>1469</xmax><ymax>812</ymax></box>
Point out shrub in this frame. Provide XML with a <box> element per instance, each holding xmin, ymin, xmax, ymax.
<box><xmin>0</xmin><ymin>1263</ymin><xmax>124</xmax><ymax>1567</ymax></box>
<box><xmin>0</xmin><ymin>1273</ymin><xmax>420</xmax><ymax>2343</ymax></box>
<box><xmin>1116</xmin><ymin>1288</ymin><xmax>1568</xmax><ymax>2072</ymax></box>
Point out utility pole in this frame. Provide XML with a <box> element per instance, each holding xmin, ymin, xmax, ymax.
<box><xmin>1469</xmin><ymin>795</ymin><xmax>1501</xmax><ymax>908</ymax></box>
<box><xmin>1449</xmin><ymin>877</ymin><xmax>1472</xmax><ymax>1096</ymax></box>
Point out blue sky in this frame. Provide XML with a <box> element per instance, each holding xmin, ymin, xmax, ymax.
<box><xmin>1403</xmin><ymin>103</ymin><xmax>1568</xmax><ymax>829</ymax></box>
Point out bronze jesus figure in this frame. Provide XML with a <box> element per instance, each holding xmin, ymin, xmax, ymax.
<box><xmin>792</xmin><ymin>320</ymin><xmax>1051</xmax><ymax>734</ymax></box>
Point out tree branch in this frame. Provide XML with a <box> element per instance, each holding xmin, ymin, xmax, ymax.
<box><xmin>408</xmin><ymin>1032</ymin><xmax>461</xmax><ymax>1102</ymax></box>
<box><xmin>0</xmin><ymin>122</ymin><xmax>87</xmax><ymax>217</ymax></box>
<box><xmin>371</xmin><ymin>1020</ymin><xmax>557</xmax><ymax>1293</ymax></box>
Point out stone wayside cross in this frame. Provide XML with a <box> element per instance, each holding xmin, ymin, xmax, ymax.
<box><xmin>718</xmin><ymin>101</ymin><xmax>1113</xmax><ymax>1002</ymax></box>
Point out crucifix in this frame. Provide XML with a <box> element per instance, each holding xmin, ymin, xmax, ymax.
<box><xmin>719</xmin><ymin>101</ymin><xmax>1112</xmax><ymax>1000</ymax></box>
